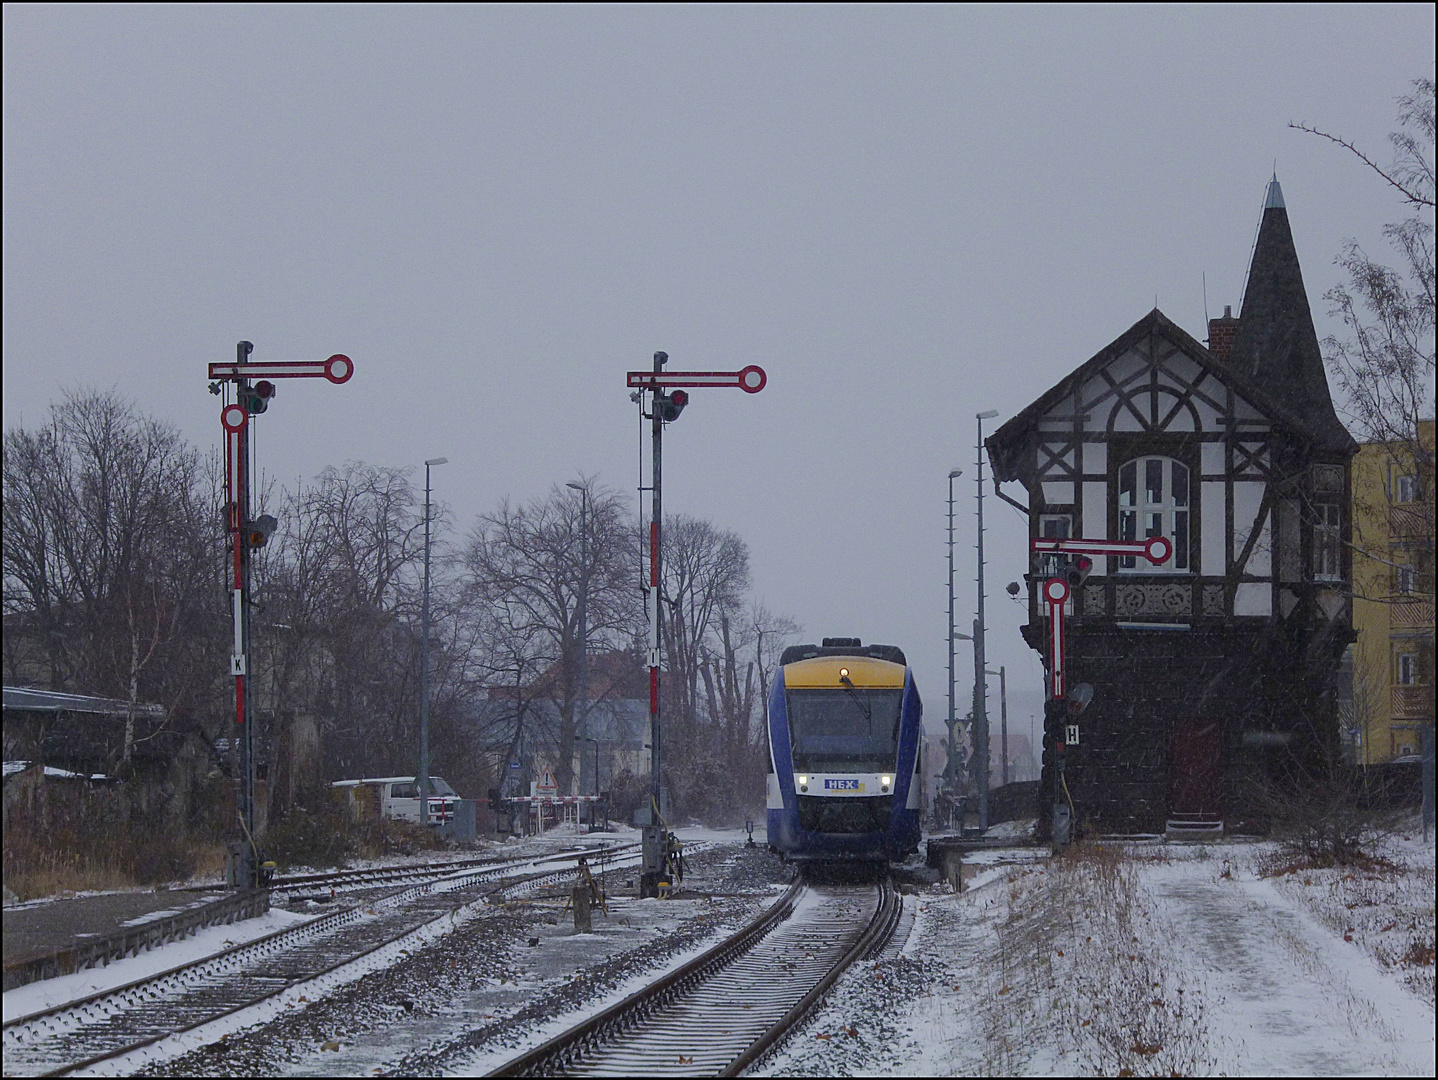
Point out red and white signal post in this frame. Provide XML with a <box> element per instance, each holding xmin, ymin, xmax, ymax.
<box><xmin>1033</xmin><ymin>535</ymin><xmax>1171</xmax><ymax>698</ymax></box>
<box><xmin>626</xmin><ymin>353</ymin><xmax>766</xmax><ymax>897</ymax></box>
<box><xmin>210</xmin><ymin>342</ymin><xmax>353</xmax><ymax>888</ymax></box>
<box><xmin>1031</xmin><ymin>533</ymin><xmax>1171</xmax><ymax>846</ymax></box>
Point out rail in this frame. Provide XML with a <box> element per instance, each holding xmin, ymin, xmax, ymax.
<box><xmin>2</xmin><ymin>889</ymin><xmax>270</xmax><ymax>991</ymax></box>
<box><xmin>490</xmin><ymin>872</ymin><xmax>901</xmax><ymax>1077</ymax></box>
<box><xmin>1</xmin><ymin>842</ymin><xmax>652</xmax><ymax>1077</ymax></box>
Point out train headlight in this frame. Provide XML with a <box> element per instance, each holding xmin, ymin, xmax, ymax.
<box><xmin>797</xmin><ymin>774</ymin><xmax>808</xmax><ymax>792</ymax></box>
<box><xmin>881</xmin><ymin>774</ymin><xmax>892</xmax><ymax>791</ymax></box>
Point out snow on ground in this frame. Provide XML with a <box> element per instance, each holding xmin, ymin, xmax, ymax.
<box><xmin>760</xmin><ymin>837</ymin><xmax>1434</xmax><ymax>1077</ymax></box>
<box><xmin>2</xmin><ymin>908</ymin><xmax>315</xmax><ymax>1023</ymax></box>
<box><xmin>137</xmin><ymin>843</ymin><xmax>792</xmax><ymax>1078</ymax></box>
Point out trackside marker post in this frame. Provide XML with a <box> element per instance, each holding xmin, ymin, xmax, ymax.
<box><xmin>212</xmin><ymin>343</ymin><xmax>353</xmax><ymax>889</ymax></box>
<box><xmin>627</xmin><ymin>354</ymin><xmax>767</xmax><ymax>898</ymax></box>
<box><xmin>1031</xmin><ymin>534</ymin><xmax>1170</xmax><ymax>847</ymax></box>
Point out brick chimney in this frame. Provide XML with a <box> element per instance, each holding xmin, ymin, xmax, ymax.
<box><xmin>1208</xmin><ymin>305</ymin><xmax>1238</xmax><ymax>361</ymax></box>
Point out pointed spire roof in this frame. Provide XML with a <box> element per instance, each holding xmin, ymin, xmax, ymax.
<box><xmin>1263</xmin><ymin>173</ymin><xmax>1285</xmax><ymax>209</ymax></box>
<box><xmin>1229</xmin><ymin>177</ymin><xmax>1355</xmax><ymax>453</ymax></box>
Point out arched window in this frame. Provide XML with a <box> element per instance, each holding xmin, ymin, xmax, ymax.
<box><xmin>1118</xmin><ymin>457</ymin><xmax>1190</xmax><ymax>571</ymax></box>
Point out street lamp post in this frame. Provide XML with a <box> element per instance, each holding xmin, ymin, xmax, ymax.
<box><xmin>973</xmin><ymin>409</ymin><xmax>999</xmax><ymax>832</ymax></box>
<box><xmin>566</xmin><ymin>482</ymin><xmax>590</xmax><ymax>799</ymax></box>
<box><xmin>420</xmin><ymin>456</ymin><xmax>448</xmax><ymax>827</ymax></box>
<box><xmin>946</xmin><ymin>469</ymin><xmax>964</xmax><ymax>802</ymax></box>
<box><xmin>987</xmin><ymin>666</ymin><xmax>1009</xmax><ymax>787</ymax></box>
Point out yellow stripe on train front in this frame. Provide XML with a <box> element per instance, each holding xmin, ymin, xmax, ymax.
<box><xmin>782</xmin><ymin>656</ymin><xmax>905</xmax><ymax>688</ymax></box>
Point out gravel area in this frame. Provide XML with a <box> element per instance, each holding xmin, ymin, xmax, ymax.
<box><xmin>141</xmin><ymin>842</ymin><xmax>791</xmax><ymax>1077</ymax></box>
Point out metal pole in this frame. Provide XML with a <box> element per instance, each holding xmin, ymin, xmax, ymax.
<box><xmin>1000</xmin><ymin>666</ymin><xmax>1008</xmax><ymax>787</ymax></box>
<box><xmin>235</xmin><ymin>342</ymin><xmax>256</xmax><ymax>887</ymax></box>
<box><xmin>567</xmin><ymin>482</ymin><xmax>590</xmax><ymax>799</ymax></box>
<box><xmin>947</xmin><ymin>470</ymin><xmax>959</xmax><ymax>797</ymax></box>
<box><xmin>988</xmin><ymin>666</ymin><xmax>1009</xmax><ymax>787</ymax></box>
<box><xmin>644</xmin><ymin>351</ymin><xmax>667</xmax><ymax>897</ymax></box>
<box><xmin>973</xmin><ymin>410</ymin><xmax>998</xmax><ymax>831</ymax></box>
<box><xmin>421</xmin><ymin>456</ymin><xmax>447</xmax><ymax>828</ymax></box>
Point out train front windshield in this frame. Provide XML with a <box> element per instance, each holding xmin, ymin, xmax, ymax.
<box><xmin>787</xmin><ymin>688</ymin><xmax>903</xmax><ymax>772</ymax></box>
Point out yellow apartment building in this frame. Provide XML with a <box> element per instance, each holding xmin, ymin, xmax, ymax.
<box><xmin>1349</xmin><ymin>419</ymin><xmax>1435</xmax><ymax>763</ymax></box>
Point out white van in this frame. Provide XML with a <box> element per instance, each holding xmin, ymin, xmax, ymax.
<box><xmin>332</xmin><ymin>776</ymin><xmax>460</xmax><ymax>825</ymax></box>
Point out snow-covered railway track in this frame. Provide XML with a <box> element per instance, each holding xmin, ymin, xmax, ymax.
<box><xmin>1</xmin><ymin>844</ymin><xmax>646</xmax><ymax>1077</ymax></box>
<box><xmin>491</xmin><ymin>874</ymin><xmax>901</xmax><ymax>1078</ymax></box>
<box><xmin>270</xmin><ymin>842</ymin><xmax>640</xmax><ymax>899</ymax></box>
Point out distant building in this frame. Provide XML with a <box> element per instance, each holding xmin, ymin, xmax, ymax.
<box><xmin>484</xmin><ymin>650</ymin><xmax>650</xmax><ymax>800</ymax></box>
<box><xmin>1349</xmin><ymin>419</ymin><xmax>1435</xmax><ymax>762</ymax></box>
<box><xmin>986</xmin><ymin>178</ymin><xmax>1357</xmax><ymax>835</ymax></box>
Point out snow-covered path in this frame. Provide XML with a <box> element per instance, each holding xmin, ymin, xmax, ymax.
<box><xmin>760</xmin><ymin>841</ymin><xmax>1434</xmax><ymax>1077</ymax></box>
<box><xmin>1149</xmin><ymin>860</ymin><xmax>1434</xmax><ymax>1076</ymax></box>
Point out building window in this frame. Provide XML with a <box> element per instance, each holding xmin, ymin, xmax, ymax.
<box><xmin>1039</xmin><ymin>515</ymin><xmax>1071</xmax><ymax>579</ymax></box>
<box><xmin>1395</xmin><ymin>474</ymin><xmax>1418</xmax><ymax>503</ymax></box>
<box><xmin>1313</xmin><ymin>503</ymin><xmax>1341</xmax><ymax>580</ymax></box>
<box><xmin>1397</xmin><ymin>653</ymin><xmax>1417</xmax><ymax>686</ymax></box>
<box><xmin>1117</xmin><ymin>457</ymin><xmax>1189</xmax><ymax>571</ymax></box>
<box><xmin>1397</xmin><ymin>564</ymin><xmax>1417</xmax><ymax>595</ymax></box>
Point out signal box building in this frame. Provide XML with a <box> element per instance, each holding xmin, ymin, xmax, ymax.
<box><xmin>986</xmin><ymin>179</ymin><xmax>1357</xmax><ymax>834</ymax></box>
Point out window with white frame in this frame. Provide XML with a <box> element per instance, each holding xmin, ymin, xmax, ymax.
<box><xmin>1395</xmin><ymin>473</ymin><xmax>1418</xmax><ymax>504</ymax></box>
<box><xmin>1397</xmin><ymin>564</ymin><xmax>1417</xmax><ymax>595</ymax></box>
<box><xmin>1313</xmin><ymin>503</ymin><xmax>1341</xmax><ymax>580</ymax></box>
<box><xmin>1117</xmin><ymin>457</ymin><xmax>1189</xmax><ymax>571</ymax></box>
<box><xmin>1039</xmin><ymin>514</ymin><xmax>1071</xmax><ymax>579</ymax></box>
<box><xmin>1397</xmin><ymin>653</ymin><xmax>1417</xmax><ymax>685</ymax></box>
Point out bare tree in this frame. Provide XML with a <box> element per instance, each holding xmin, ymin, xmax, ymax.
<box><xmin>461</xmin><ymin>482</ymin><xmax>638</xmax><ymax>793</ymax></box>
<box><xmin>252</xmin><ymin>462</ymin><xmax>431</xmax><ymax>781</ymax></box>
<box><xmin>2</xmin><ymin>389</ymin><xmax>226</xmax><ymax>764</ymax></box>
<box><xmin>1297</xmin><ymin>79</ymin><xmax>1435</xmax><ymax>758</ymax></box>
<box><xmin>1298</xmin><ymin>78</ymin><xmax>1434</xmax><ymax>562</ymax></box>
<box><xmin>695</xmin><ymin>602</ymin><xmax>801</xmax><ymax>820</ymax></box>
<box><xmin>660</xmin><ymin>515</ymin><xmax>750</xmax><ymax>730</ymax></box>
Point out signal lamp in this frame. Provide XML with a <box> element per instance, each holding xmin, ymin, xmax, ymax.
<box><xmin>1063</xmin><ymin>555</ymin><xmax>1094</xmax><ymax>588</ymax></box>
<box><xmin>1065</xmin><ymin>682</ymin><xmax>1094</xmax><ymax>716</ymax></box>
<box><xmin>655</xmin><ymin>390</ymin><xmax>688</xmax><ymax>422</ymax></box>
<box><xmin>243</xmin><ymin>380</ymin><xmax>277</xmax><ymax>415</ymax></box>
<box><xmin>245</xmin><ymin>514</ymin><xmax>279</xmax><ymax>549</ymax></box>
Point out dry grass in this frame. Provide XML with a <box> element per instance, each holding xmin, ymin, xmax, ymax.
<box><xmin>1262</xmin><ymin>837</ymin><xmax>1436</xmax><ymax>1007</ymax></box>
<box><xmin>262</xmin><ymin>805</ymin><xmax>446</xmax><ymax>870</ymax></box>
<box><xmin>3</xmin><ymin>823</ymin><xmax>226</xmax><ymax>901</ymax></box>
<box><xmin>984</xmin><ymin>843</ymin><xmax>1218</xmax><ymax>1077</ymax></box>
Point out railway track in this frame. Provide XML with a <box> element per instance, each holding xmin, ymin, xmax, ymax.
<box><xmin>1</xmin><ymin>841</ymin><xmax>646</xmax><ymax>1078</ymax></box>
<box><xmin>490</xmin><ymin>872</ymin><xmax>902</xmax><ymax>1077</ymax></box>
<box><xmin>270</xmin><ymin>841</ymin><xmax>639</xmax><ymax>899</ymax></box>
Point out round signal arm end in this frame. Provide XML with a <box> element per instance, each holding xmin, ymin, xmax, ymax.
<box><xmin>1144</xmin><ymin>535</ymin><xmax>1173</xmax><ymax>565</ymax></box>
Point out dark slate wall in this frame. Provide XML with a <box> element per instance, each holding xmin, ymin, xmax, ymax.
<box><xmin>1025</xmin><ymin>619</ymin><xmax>1348</xmax><ymax>834</ymax></box>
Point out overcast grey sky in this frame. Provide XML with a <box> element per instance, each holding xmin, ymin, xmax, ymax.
<box><xmin>5</xmin><ymin>4</ymin><xmax>1433</xmax><ymax>732</ymax></box>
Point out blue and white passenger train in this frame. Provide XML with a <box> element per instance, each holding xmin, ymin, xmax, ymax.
<box><xmin>766</xmin><ymin>638</ymin><xmax>923</xmax><ymax>862</ymax></box>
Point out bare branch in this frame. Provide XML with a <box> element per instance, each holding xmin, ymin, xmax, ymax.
<box><xmin>1289</xmin><ymin>121</ymin><xmax>1434</xmax><ymax>207</ymax></box>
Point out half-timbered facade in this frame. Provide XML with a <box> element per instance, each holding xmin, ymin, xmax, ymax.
<box><xmin>987</xmin><ymin>179</ymin><xmax>1358</xmax><ymax>834</ymax></box>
